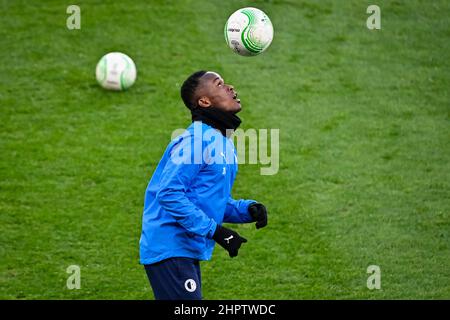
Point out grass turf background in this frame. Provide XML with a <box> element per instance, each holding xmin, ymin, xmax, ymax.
<box><xmin>0</xmin><ymin>0</ymin><xmax>449</xmax><ymax>299</ymax></box>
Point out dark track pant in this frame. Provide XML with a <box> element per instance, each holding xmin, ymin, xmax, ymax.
<box><xmin>144</xmin><ymin>257</ymin><xmax>202</xmax><ymax>300</ymax></box>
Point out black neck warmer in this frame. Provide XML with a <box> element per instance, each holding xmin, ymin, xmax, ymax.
<box><xmin>191</xmin><ymin>107</ymin><xmax>241</xmax><ymax>137</ymax></box>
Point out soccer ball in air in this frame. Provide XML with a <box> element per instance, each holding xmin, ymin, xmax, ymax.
<box><xmin>95</xmin><ymin>52</ymin><xmax>137</xmax><ymax>91</ymax></box>
<box><xmin>224</xmin><ymin>7</ymin><xmax>274</xmax><ymax>56</ymax></box>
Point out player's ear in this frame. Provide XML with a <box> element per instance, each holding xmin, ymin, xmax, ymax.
<box><xmin>198</xmin><ymin>96</ymin><xmax>211</xmax><ymax>108</ymax></box>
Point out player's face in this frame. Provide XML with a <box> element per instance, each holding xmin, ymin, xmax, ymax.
<box><xmin>196</xmin><ymin>72</ymin><xmax>241</xmax><ymax>113</ymax></box>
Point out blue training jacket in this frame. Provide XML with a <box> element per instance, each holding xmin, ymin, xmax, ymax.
<box><xmin>139</xmin><ymin>121</ymin><xmax>255</xmax><ymax>265</ymax></box>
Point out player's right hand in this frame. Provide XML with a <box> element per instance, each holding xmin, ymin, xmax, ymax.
<box><xmin>212</xmin><ymin>225</ymin><xmax>247</xmax><ymax>258</ymax></box>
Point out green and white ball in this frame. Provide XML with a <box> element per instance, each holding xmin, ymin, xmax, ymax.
<box><xmin>225</xmin><ymin>7</ymin><xmax>274</xmax><ymax>56</ymax></box>
<box><xmin>95</xmin><ymin>52</ymin><xmax>137</xmax><ymax>91</ymax></box>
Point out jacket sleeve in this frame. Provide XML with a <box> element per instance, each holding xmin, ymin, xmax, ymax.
<box><xmin>223</xmin><ymin>197</ymin><xmax>256</xmax><ymax>224</ymax></box>
<box><xmin>156</xmin><ymin>136</ymin><xmax>217</xmax><ymax>238</ymax></box>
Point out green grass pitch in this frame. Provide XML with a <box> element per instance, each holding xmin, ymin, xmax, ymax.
<box><xmin>0</xmin><ymin>0</ymin><xmax>449</xmax><ymax>299</ymax></box>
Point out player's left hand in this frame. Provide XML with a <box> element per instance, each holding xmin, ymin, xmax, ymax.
<box><xmin>248</xmin><ymin>202</ymin><xmax>268</xmax><ymax>229</ymax></box>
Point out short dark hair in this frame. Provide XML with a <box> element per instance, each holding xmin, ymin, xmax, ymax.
<box><xmin>180</xmin><ymin>70</ymin><xmax>207</xmax><ymax>110</ymax></box>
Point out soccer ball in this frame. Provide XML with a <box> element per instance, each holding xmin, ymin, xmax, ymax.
<box><xmin>95</xmin><ymin>52</ymin><xmax>137</xmax><ymax>91</ymax></box>
<box><xmin>224</xmin><ymin>7</ymin><xmax>274</xmax><ymax>56</ymax></box>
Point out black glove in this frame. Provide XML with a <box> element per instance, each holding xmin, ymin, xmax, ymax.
<box><xmin>213</xmin><ymin>225</ymin><xmax>247</xmax><ymax>258</ymax></box>
<box><xmin>248</xmin><ymin>202</ymin><xmax>268</xmax><ymax>229</ymax></box>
